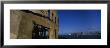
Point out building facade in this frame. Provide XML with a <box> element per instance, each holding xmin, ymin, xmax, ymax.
<box><xmin>10</xmin><ymin>10</ymin><xmax>59</xmax><ymax>39</ymax></box>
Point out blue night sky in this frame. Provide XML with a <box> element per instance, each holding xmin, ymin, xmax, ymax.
<box><xmin>57</xmin><ymin>10</ymin><xmax>101</xmax><ymax>35</ymax></box>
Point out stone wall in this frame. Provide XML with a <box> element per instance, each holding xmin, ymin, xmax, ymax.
<box><xmin>10</xmin><ymin>10</ymin><xmax>59</xmax><ymax>39</ymax></box>
<box><xmin>10</xmin><ymin>10</ymin><xmax>23</xmax><ymax>39</ymax></box>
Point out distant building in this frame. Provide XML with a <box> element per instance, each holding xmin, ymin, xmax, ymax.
<box><xmin>10</xmin><ymin>10</ymin><xmax>59</xmax><ymax>39</ymax></box>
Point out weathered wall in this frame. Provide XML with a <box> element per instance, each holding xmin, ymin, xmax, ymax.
<box><xmin>50</xmin><ymin>10</ymin><xmax>59</xmax><ymax>39</ymax></box>
<box><xmin>29</xmin><ymin>10</ymin><xmax>48</xmax><ymax>17</ymax></box>
<box><xmin>10</xmin><ymin>10</ymin><xmax>59</xmax><ymax>39</ymax></box>
<box><xmin>17</xmin><ymin>11</ymin><xmax>33</xmax><ymax>39</ymax></box>
<box><xmin>10</xmin><ymin>10</ymin><xmax>23</xmax><ymax>39</ymax></box>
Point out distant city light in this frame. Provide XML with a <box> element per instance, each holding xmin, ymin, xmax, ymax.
<box><xmin>68</xmin><ymin>34</ymin><xmax>71</xmax><ymax>35</ymax></box>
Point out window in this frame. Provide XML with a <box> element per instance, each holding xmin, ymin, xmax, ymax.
<box><xmin>55</xmin><ymin>17</ymin><xmax>56</xmax><ymax>23</ymax></box>
<box><xmin>52</xmin><ymin>13</ymin><xmax>54</xmax><ymax>16</ymax></box>
<box><xmin>48</xmin><ymin>10</ymin><xmax>50</xmax><ymax>16</ymax></box>
<box><xmin>55</xmin><ymin>29</ymin><xmax>56</xmax><ymax>38</ymax></box>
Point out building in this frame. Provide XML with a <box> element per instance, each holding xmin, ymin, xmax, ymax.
<box><xmin>10</xmin><ymin>10</ymin><xmax>59</xmax><ymax>39</ymax></box>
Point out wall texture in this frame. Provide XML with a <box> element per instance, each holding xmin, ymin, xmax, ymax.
<box><xmin>10</xmin><ymin>10</ymin><xmax>59</xmax><ymax>39</ymax></box>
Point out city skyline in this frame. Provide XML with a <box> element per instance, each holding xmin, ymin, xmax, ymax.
<box><xmin>57</xmin><ymin>10</ymin><xmax>101</xmax><ymax>35</ymax></box>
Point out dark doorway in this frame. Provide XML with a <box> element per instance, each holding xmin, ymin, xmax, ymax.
<box><xmin>32</xmin><ymin>22</ymin><xmax>49</xmax><ymax>39</ymax></box>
